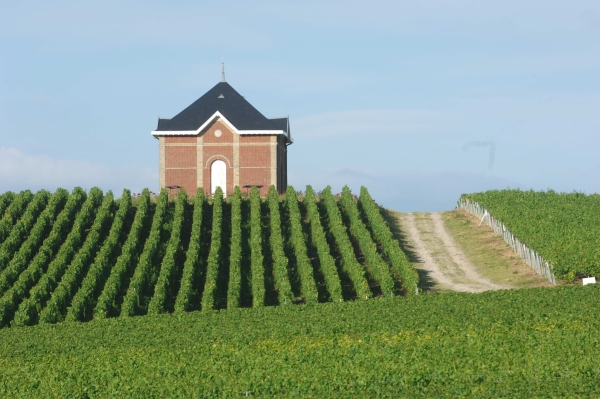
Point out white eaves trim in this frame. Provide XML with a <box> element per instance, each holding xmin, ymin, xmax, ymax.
<box><xmin>151</xmin><ymin>111</ymin><xmax>285</xmax><ymax>137</ymax></box>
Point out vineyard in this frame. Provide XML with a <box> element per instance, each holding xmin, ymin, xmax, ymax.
<box><xmin>0</xmin><ymin>185</ymin><xmax>417</xmax><ymax>328</ymax></box>
<box><xmin>461</xmin><ymin>190</ymin><xmax>600</xmax><ymax>281</ymax></box>
<box><xmin>0</xmin><ymin>284</ymin><xmax>598</xmax><ymax>396</ymax></box>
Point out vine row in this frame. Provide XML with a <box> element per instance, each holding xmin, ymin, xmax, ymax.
<box><xmin>250</xmin><ymin>187</ymin><xmax>265</xmax><ymax>307</ymax></box>
<box><xmin>174</xmin><ymin>189</ymin><xmax>205</xmax><ymax>313</ymax></box>
<box><xmin>305</xmin><ymin>186</ymin><xmax>343</xmax><ymax>302</ymax></box>
<box><xmin>339</xmin><ymin>186</ymin><xmax>395</xmax><ymax>297</ymax></box>
<box><xmin>201</xmin><ymin>187</ymin><xmax>223</xmax><ymax>311</ymax></box>
<box><xmin>66</xmin><ymin>189</ymin><xmax>132</xmax><ymax>322</ymax></box>
<box><xmin>121</xmin><ymin>189</ymin><xmax>169</xmax><ymax>317</ymax></box>
<box><xmin>148</xmin><ymin>189</ymin><xmax>187</xmax><ymax>315</ymax></box>
<box><xmin>359</xmin><ymin>187</ymin><xmax>418</xmax><ymax>294</ymax></box>
<box><xmin>39</xmin><ymin>191</ymin><xmax>116</xmax><ymax>324</ymax></box>
<box><xmin>227</xmin><ymin>187</ymin><xmax>242</xmax><ymax>309</ymax></box>
<box><xmin>94</xmin><ymin>189</ymin><xmax>151</xmax><ymax>319</ymax></box>
<box><xmin>268</xmin><ymin>186</ymin><xmax>293</xmax><ymax>305</ymax></box>
<box><xmin>285</xmin><ymin>186</ymin><xmax>318</xmax><ymax>304</ymax></box>
<box><xmin>320</xmin><ymin>187</ymin><xmax>371</xmax><ymax>299</ymax></box>
<box><xmin>12</xmin><ymin>187</ymin><xmax>103</xmax><ymax>326</ymax></box>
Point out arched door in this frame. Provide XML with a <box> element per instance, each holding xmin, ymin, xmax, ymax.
<box><xmin>211</xmin><ymin>160</ymin><xmax>227</xmax><ymax>197</ymax></box>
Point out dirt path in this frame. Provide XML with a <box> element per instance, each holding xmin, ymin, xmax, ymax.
<box><xmin>401</xmin><ymin>212</ymin><xmax>508</xmax><ymax>293</ymax></box>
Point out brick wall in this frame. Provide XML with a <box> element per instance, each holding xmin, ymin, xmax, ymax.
<box><xmin>160</xmin><ymin>118</ymin><xmax>288</xmax><ymax>197</ymax></box>
<box><xmin>163</xmin><ymin>136</ymin><xmax>197</xmax><ymax>195</ymax></box>
<box><xmin>239</xmin><ymin>134</ymin><xmax>273</xmax><ymax>196</ymax></box>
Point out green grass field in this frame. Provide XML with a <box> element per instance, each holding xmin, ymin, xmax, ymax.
<box><xmin>0</xmin><ymin>284</ymin><xmax>598</xmax><ymax>397</ymax></box>
<box><xmin>2</xmin><ymin>186</ymin><xmax>598</xmax><ymax>397</ymax></box>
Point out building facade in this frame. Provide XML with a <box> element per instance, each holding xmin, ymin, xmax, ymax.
<box><xmin>152</xmin><ymin>80</ymin><xmax>291</xmax><ymax>197</ymax></box>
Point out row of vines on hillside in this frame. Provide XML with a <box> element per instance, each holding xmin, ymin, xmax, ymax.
<box><xmin>0</xmin><ymin>185</ymin><xmax>418</xmax><ymax>328</ymax></box>
<box><xmin>66</xmin><ymin>189</ymin><xmax>132</xmax><ymax>322</ymax></box>
<box><xmin>359</xmin><ymin>187</ymin><xmax>418</xmax><ymax>294</ymax></box>
<box><xmin>285</xmin><ymin>186</ymin><xmax>318</xmax><ymax>304</ymax></box>
<box><xmin>121</xmin><ymin>190</ymin><xmax>170</xmax><ymax>317</ymax></box>
<box><xmin>39</xmin><ymin>191</ymin><xmax>116</xmax><ymax>324</ymax></box>
<box><xmin>201</xmin><ymin>187</ymin><xmax>223</xmax><ymax>311</ymax></box>
<box><xmin>227</xmin><ymin>187</ymin><xmax>242</xmax><ymax>309</ymax></box>
<box><xmin>268</xmin><ymin>186</ymin><xmax>293</xmax><ymax>305</ymax></box>
<box><xmin>0</xmin><ymin>192</ymin><xmax>16</xmax><ymax>223</ymax></box>
<box><xmin>94</xmin><ymin>189</ymin><xmax>151</xmax><ymax>318</ymax></box>
<box><xmin>175</xmin><ymin>189</ymin><xmax>205</xmax><ymax>312</ymax></box>
<box><xmin>460</xmin><ymin>189</ymin><xmax>600</xmax><ymax>281</ymax></box>
<box><xmin>250</xmin><ymin>187</ymin><xmax>266</xmax><ymax>307</ymax></box>
<box><xmin>0</xmin><ymin>190</ymin><xmax>50</xmax><ymax>272</ymax></box>
<box><xmin>12</xmin><ymin>188</ymin><xmax>103</xmax><ymax>326</ymax></box>
<box><xmin>0</xmin><ymin>190</ymin><xmax>34</xmax><ymax>245</ymax></box>
<box><xmin>0</xmin><ymin>188</ymin><xmax>76</xmax><ymax>327</ymax></box>
<box><xmin>321</xmin><ymin>187</ymin><xmax>371</xmax><ymax>299</ymax></box>
<box><xmin>340</xmin><ymin>187</ymin><xmax>395</xmax><ymax>296</ymax></box>
<box><xmin>148</xmin><ymin>189</ymin><xmax>187</xmax><ymax>315</ymax></box>
<box><xmin>305</xmin><ymin>186</ymin><xmax>343</xmax><ymax>302</ymax></box>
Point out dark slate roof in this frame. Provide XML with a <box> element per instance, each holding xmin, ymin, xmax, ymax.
<box><xmin>155</xmin><ymin>82</ymin><xmax>282</xmax><ymax>132</ymax></box>
<box><xmin>269</xmin><ymin>117</ymin><xmax>289</xmax><ymax>135</ymax></box>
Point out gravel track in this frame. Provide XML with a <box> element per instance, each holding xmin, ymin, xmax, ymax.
<box><xmin>401</xmin><ymin>212</ymin><xmax>508</xmax><ymax>293</ymax></box>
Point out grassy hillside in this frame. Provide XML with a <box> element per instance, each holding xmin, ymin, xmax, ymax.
<box><xmin>0</xmin><ymin>185</ymin><xmax>417</xmax><ymax>328</ymax></box>
<box><xmin>0</xmin><ymin>284</ymin><xmax>598</xmax><ymax>397</ymax></box>
<box><xmin>462</xmin><ymin>190</ymin><xmax>600</xmax><ymax>280</ymax></box>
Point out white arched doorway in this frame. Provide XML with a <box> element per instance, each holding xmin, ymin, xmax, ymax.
<box><xmin>211</xmin><ymin>160</ymin><xmax>227</xmax><ymax>197</ymax></box>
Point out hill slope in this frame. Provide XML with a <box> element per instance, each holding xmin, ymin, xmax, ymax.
<box><xmin>0</xmin><ymin>285</ymin><xmax>598</xmax><ymax>397</ymax></box>
<box><xmin>462</xmin><ymin>190</ymin><xmax>600</xmax><ymax>281</ymax></box>
<box><xmin>0</xmin><ymin>185</ymin><xmax>417</xmax><ymax>328</ymax></box>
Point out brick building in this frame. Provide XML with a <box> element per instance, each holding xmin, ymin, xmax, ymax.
<box><xmin>151</xmin><ymin>77</ymin><xmax>291</xmax><ymax>197</ymax></box>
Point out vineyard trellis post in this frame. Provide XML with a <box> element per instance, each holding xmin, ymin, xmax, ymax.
<box><xmin>457</xmin><ymin>198</ymin><xmax>557</xmax><ymax>285</ymax></box>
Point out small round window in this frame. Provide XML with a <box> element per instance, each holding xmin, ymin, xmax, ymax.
<box><xmin>214</xmin><ymin>129</ymin><xmax>222</xmax><ymax>138</ymax></box>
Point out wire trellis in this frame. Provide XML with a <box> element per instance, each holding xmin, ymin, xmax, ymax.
<box><xmin>457</xmin><ymin>198</ymin><xmax>557</xmax><ymax>285</ymax></box>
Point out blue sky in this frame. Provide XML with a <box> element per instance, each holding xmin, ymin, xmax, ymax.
<box><xmin>1</xmin><ymin>1</ymin><xmax>599</xmax><ymax>211</ymax></box>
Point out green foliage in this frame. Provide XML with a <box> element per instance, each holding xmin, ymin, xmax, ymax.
<box><xmin>121</xmin><ymin>189</ymin><xmax>169</xmax><ymax>317</ymax></box>
<box><xmin>94</xmin><ymin>189</ymin><xmax>151</xmax><ymax>319</ymax></box>
<box><xmin>340</xmin><ymin>186</ymin><xmax>395</xmax><ymax>296</ymax></box>
<box><xmin>39</xmin><ymin>192</ymin><xmax>116</xmax><ymax>324</ymax></box>
<box><xmin>201</xmin><ymin>187</ymin><xmax>223</xmax><ymax>311</ymax></box>
<box><xmin>0</xmin><ymin>188</ymin><xmax>73</xmax><ymax>327</ymax></box>
<box><xmin>0</xmin><ymin>185</ymin><xmax>418</xmax><ymax>328</ymax></box>
<box><xmin>463</xmin><ymin>189</ymin><xmax>600</xmax><ymax>279</ymax></box>
<box><xmin>0</xmin><ymin>190</ymin><xmax>34</xmax><ymax>245</ymax></box>
<box><xmin>305</xmin><ymin>186</ymin><xmax>343</xmax><ymax>302</ymax></box>
<box><xmin>0</xmin><ymin>189</ymin><xmax>67</xmax><ymax>296</ymax></box>
<box><xmin>227</xmin><ymin>187</ymin><xmax>242</xmax><ymax>309</ymax></box>
<box><xmin>12</xmin><ymin>188</ymin><xmax>103</xmax><ymax>327</ymax></box>
<box><xmin>321</xmin><ymin>187</ymin><xmax>371</xmax><ymax>299</ymax></box>
<box><xmin>267</xmin><ymin>186</ymin><xmax>293</xmax><ymax>305</ymax></box>
<box><xmin>148</xmin><ymin>189</ymin><xmax>187</xmax><ymax>315</ymax></box>
<box><xmin>0</xmin><ymin>285</ymin><xmax>599</xmax><ymax>397</ymax></box>
<box><xmin>285</xmin><ymin>186</ymin><xmax>318</xmax><ymax>304</ymax></box>
<box><xmin>249</xmin><ymin>187</ymin><xmax>266</xmax><ymax>307</ymax></box>
<box><xmin>66</xmin><ymin>189</ymin><xmax>132</xmax><ymax>322</ymax></box>
<box><xmin>175</xmin><ymin>189</ymin><xmax>205</xmax><ymax>313</ymax></box>
<box><xmin>359</xmin><ymin>186</ymin><xmax>419</xmax><ymax>294</ymax></box>
<box><xmin>0</xmin><ymin>192</ymin><xmax>15</xmax><ymax>219</ymax></box>
<box><xmin>0</xmin><ymin>190</ymin><xmax>50</xmax><ymax>272</ymax></box>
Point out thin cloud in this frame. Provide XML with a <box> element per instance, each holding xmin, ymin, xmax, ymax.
<box><xmin>0</xmin><ymin>147</ymin><xmax>157</xmax><ymax>194</ymax></box>
<box><xmin>294</xmin><ymin>109</ymin><xmax>445</xmax><ymax>138</ymax></box>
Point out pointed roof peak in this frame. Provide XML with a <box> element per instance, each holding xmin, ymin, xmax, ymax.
<box><xmin>154</xmin><ymin>81</ymin><xmax>283</xmax><ymax>132</ymax></box>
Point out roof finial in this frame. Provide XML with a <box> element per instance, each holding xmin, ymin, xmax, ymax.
<box><xmin>221</xmin><ymin>58</ymin><xmax>226</xmax><ymax>82</ymax></box>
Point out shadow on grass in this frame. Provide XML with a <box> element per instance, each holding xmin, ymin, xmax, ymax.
<box><xmin>378</xmin><ymin>207</ymin><xmax>437</xmax><ymax>293</ymax></box>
